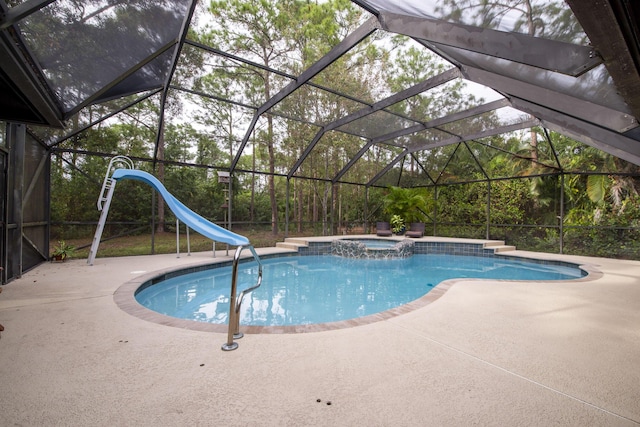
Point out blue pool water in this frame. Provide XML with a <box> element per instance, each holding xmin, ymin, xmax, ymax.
<box><xmin>135</xmin><ymin>254</ymin><xmax>584</xmax><ymax>327</ymax></box>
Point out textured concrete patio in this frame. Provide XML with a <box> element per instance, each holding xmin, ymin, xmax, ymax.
<box><xmin>1</xmin><ymin>240</ymin><xmax>639</xmax><ymax>426</ymax></box>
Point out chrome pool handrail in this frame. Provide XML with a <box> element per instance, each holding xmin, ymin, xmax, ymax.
<box><xmin>222</xmin><ymin>245</ymin><xmax>263</xmax><ymax>351</ymax></box>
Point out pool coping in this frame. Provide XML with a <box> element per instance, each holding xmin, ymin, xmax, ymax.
<box><xmin>113</xmin><ymin>236</ymin><xmax>603</xmax><ymax>334</ymax></box>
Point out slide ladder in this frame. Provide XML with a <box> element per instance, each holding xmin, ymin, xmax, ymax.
<box><xmin>87</xmin><ymin>156</ymin><xmax>134</xmax><ymax>265</ymax></box>
<box><xmin>87</xmin><ymin>157</ymin><xmax>262</xmax><ymax>350</ymax></box>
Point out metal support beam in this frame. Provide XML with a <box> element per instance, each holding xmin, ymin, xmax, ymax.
<box><xmin>407</xmin><ymin>119</ymin><xmax>540</xmax><ymax>153</ymax></box>
<box><xmin>462</xmin><ymin>141</ymin><xmax>489</xmax><ymax>180</ymax></box>
<box><xmin>184</xmin><ymin>39</ymin><xmax>377</xmax><ymax>108</ymax></box>
<box><xmin>166</xmin><ymin>1</ymin><xmax>199</xmax><ymax>89</ymax></box>
<box><xmin>0</xmin><ymin>0</ymin><xmax>55</xmax><ymax>30</ymax></box>
<box><xmin>559</xmin><ymin>173</ymin><xmax>565</xmax><ymax>254</ymax></box>
<box><xmin>566</xmin><ymin>0</ymin><xmax>640</xmax><ymax>124</ymax></box>
<box><xmin>331</xmin><ymin>68</ymin><xmax>461</xmax><ymax>133</ymax></box>
<box><xmin>0</xmin><ymin>146</ymin><xmax>6</xmax><ymax>284</ymax></box>
<box><xmin>330</xmin><ymin>182</ymin><xmax>337</xmax><ymax>235</ymax></box>
<box><xmin>51</xmin><ymin>89</ymin><xmax>162</xmax><ymax>148</ymax></box>
<box><xmin>543</xmin><ymin>128</ymin><xmax>564</xmax><ymax>171</ymax></box>
<box><xmin>364</xmin><ymin>186</ymin><xmax>369</xmax><ymax>233</ymax></box>
<box><xmin>366</xmin><ymin>119</ymin><xmax>538</xmax><ymax>188</ymax></box>
<box><xmin>291</xmin><ymin>68</ymin><xmax>461</xmax><ymax>179</ymax></box>
<box><xmin>433</xmin><ymin>184</ymin><xmax>438</xmax><ymax>236</ymax></box>
<box><xmin>410</xmin><ymin>152</ymin><xmax>437</xmax><ymax>186</ymax></box>
<box><xmin>471</xmin><ymin>138</ymin><xmax>560</xmax><ymax>172</ymax></box>
<box><xmin>285</xmin><ymin>178</ymin><xmax>290</xmax><ymax>238</ymax></box>
<box><xmin>266</xmin><ymin>16</ymin><xmax>379</xmax><ymax>114</ymax></box>
<box><xmin>511</xmin><ymin>97</ymin><xmax>640</xmax><ymax>166</ymax></box>
<box><xmin>378</xmin><ymin>11</ymin><xmax>601</xmax><ymax>76</ymax></box>
<box><xmin>173</xmin><ymin>85</ymin><xmax>257</xmax><ymax>112</ymax></box>
<box><xmin>486</xmin><ymin>181</ymin><xmax>491</xmax><ymax>240</ymax></box>
<box><xmin>332</xmin><ymin>139</ymin><xmax>374</xmax><ymax>184</ymax></box>
<box><xmin>366</xmin><ymin>148</ymin><xmax>408</xmax><ymax>187</ymax></box>
<box><xmin>153</xmin><ymin>0</ymin><xmax>196</xmax><ymax>169</ymax></box>
<box><xmin>370</xmin><ymin>98</ymin><xmax>509</xmax><ymax>147</ymax></box>
<box><xmin>65</xmin><ymin>40</ymin><xmax>177</xmax><ymax>118</ymax></box>
<box><xmin>7</xmin><ymin>124</ymin><xmax>25</xmax><ymax>278</ymax></box>
<box><xmin>22</xmin><ymin>150</ymin><xmax>47</xmax><ymax>204</ymax></box>
<box><xmin>434</xmin><ymin>143</ymin><xmax>461</xmax><ymax>185</ymax></box>
<box><xmin>173</xmin><ymin>85</ymin><xmax>326</xmax><ymax>132</ymax></box>
<box><xmin>0</xmin><ymin>31</ymin><xmax>63</xmax><ymax>127</ymax></box>
<box><xmin>462</xmin><ymin>65</ymin><xmax>638</xmax><ymax>133</ymax></box>
<box><xmin>231</xmin><ymin>16</ymin><xmax>380</xmax><ymax>172</ymax></box>
<box><xmin>228</xmin><ymin>172</ymin><xmax>233</xmax><ymax>233</ymax></box>
<box><xmin>151</xmin><ymin>0</ymin><xmax>196</xmax><ymax>168</ymax></box>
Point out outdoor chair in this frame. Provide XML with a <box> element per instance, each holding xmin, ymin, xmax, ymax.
<box><xmin>376</xmin><ymin>221</ymin><xmax>392</xmax><ymax>236</ymax></box>
<box><xmin>405</xmin><ymin>222</ymin><xmax>425</xmax><ymax>238</ymax></box>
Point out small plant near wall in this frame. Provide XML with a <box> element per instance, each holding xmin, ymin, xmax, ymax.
<box><xmin>390</xmin><ymin>214</ymin><xmax>405</xmax><ymax>234</ymax></box>
<box><xmin>51</xmin><ymin>240</ymin><xmax>75</xmax><ymax>262</ymax></box>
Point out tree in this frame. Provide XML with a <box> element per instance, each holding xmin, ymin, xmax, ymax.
<box><xmin>204</xmin><ymin>0</ymin><xmax>362</xmax><ymax>234</ymax></box>
<box><xmin>434</xmin><ymin>0</ymin><xmax>587</xmax><ymax>43</ymax></box>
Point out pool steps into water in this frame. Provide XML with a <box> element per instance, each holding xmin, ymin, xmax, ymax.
<box><xmin>490</xmin><ymin>244</ymin><xmax>518</xmax><ymax>253</ymax></box>
<box><xmin>276</xmin><ymin>237</ymin><xmax>516</xmax><ymax>254</ymax></box>
<box><xmin>275</xmin><ymin>239</ymin><xmax>309</xmax><ymax>251</ymax></box>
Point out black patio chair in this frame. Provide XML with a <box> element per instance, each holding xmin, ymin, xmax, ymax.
<box><xmin>405</xmin><ymin>222</ymin><xmax>425</xmax><ymax>238</ymax></box>
<box><xmin>376</xmin><ymin>221</ymin><xmax>392</xmax><ymax>236</ymax></box>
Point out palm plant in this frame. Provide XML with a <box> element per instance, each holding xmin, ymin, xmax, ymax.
<box><xmin>382</xmin><ymin>186</ymin><xmax>428</xmax><ymax>225</ymax></box>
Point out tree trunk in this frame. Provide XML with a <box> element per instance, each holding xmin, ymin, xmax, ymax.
<box><xmin>263</xmin><ymin>72</ymin><xmax>278</xmax><ymax>235</ymax></box>
<box><xmin>267</xmin><ymin>122</ymin><xmax>277</xmax><ymax>235</ymax></box>
<box><xmin>296</xmin><ymin>150</ymin><xmax>303</xmax><ymax>233</ymax></box>
<box><xmin>250</xmin><ymin>135</ymin><xmax>255</xmax><ymax>223</ymax></box>
<box><xmin>313</xmin><ymin>185</ymin><xmax>317</xmax><ymax>224</ymax></box>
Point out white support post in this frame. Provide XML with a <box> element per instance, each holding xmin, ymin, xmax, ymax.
<box><xmin>176</xmin><ymin>219</ymin><xmax>180</xmax><ymax>258</ymax></box>
<box><xmin>187</xmin><ymin>226</ymin><xmax>191</xmax><ymax>256</ymax></box>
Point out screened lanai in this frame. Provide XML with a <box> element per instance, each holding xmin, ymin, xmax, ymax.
<box><xmin>1</xmin><ymin>0</ymin><xmax>640</xmax><ymax>283</ymax></box>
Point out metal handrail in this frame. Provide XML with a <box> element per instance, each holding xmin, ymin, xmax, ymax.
<box><xmin>222</xmin><ymin>245</ymin><xmax>263</xmax><ymax>351</ymax></box>
<box><xmin>97</xmin><ymin>156</ymin><xmax>134</xmax><ymax>211</ymax></box>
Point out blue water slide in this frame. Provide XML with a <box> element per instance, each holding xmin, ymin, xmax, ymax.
<box><xmin>111</xmin><ymin>169</ymin><xmax>249</xmax><ymax>247</ymax></box>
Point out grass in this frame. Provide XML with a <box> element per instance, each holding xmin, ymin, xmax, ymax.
<box><xmin>54</xmin><ymin>229</ymin><xmax>309</xmax><ymax>260</ymax></box>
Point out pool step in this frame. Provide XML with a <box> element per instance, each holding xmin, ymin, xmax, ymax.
<box><xmin>275</xmin><ymin>239</ymin><xmax>308</xmax><ymax>251</ymax></box>
<box><xmin>481</xmin><ymin>240</ymin><xmax>516</xmax><ymax>253</ymax></box>
<box><xmin>490</xmin><ymin>245</ymin><xmax>517</xmax><ymax>253</ymax></box>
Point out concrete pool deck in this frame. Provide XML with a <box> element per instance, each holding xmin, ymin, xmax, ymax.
<box><xmin>1</xmin><ymin>237</ymin><xmax>639</xmax><ymax>426</ymax></box>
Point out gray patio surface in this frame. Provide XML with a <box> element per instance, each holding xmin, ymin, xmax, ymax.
<box><xmin>0</xmin><ymin>242</ymin><xmax>639</xmax><ymax>426</ymax></box>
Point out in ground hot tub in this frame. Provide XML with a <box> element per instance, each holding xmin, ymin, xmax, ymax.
<box><xmin>331</xmin><ymin>238</ymin><xmax>414</xmax><ymax>259</ymax></box>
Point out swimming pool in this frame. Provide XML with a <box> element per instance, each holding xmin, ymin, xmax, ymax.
<box><xmin>135</xmin><ymin>254</ymin><xmax>585</xmax><ymax>328</ymax></box>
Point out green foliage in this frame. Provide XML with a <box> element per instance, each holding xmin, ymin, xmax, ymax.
<box><xmin>586</xmin><ymin>174</ymin><xmax>608</xmax><ymax>204</ymax></box>
<box><xmin>489</xmin><ymin>180</ymin><xmax>530</xmax><ymax>225</ymax></box>
<box><xmin>42</xmin><ymin>2</ymin><xmax>640</xmax><ymax>260</ymax></box>
<box><xmin>437</xmin><ymin>182</ymin><xmax>487</xmax><ymax>224</ymax></box>
<box><xmin>382</xmin><ymin>186</ymin><xmax>428</xmax><ymax>224</ymax></box>
<box><xmin>390</xmin><ymin>214</ymin><xmax>405</xmax><ymax>234</ymax></box>
<box><xmin>51</xmin><ymin>240</ymin><xmax>75</xmax><ymax>259</ymax></box>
